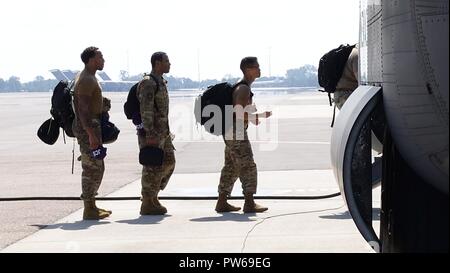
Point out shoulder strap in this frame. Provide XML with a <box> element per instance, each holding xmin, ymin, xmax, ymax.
<box><xmin>233</xmin><ymin>80</ymin><xmax>249</xmax><ymax>89</ymax></box>
<box><xmin>137</xmin><ymin>73</ymin><xmax>160</xmax><ymax>94</ymax></box>
<box><xmin>233</xmin><ymin>80</ymin><xmax>253</xmax><ymax>99</ymax></box>
<box><xmin>141</xmin><ymin>74</ymin><xmax>161</xmax><ymax>113</ymax></box>
<box><xmin>69</xmin><ymin>80</ymin><xmax>77</xmax><ymax>119</ymax></box>
<box><xmin>331</xmin><ymin>103</ymin><xmax>337</xmax><ymax>128</ymax></box>
<box><xmin>149</xmin><ymin>74</ymin><xmax>160</xmax><ymax>93</ymax></box>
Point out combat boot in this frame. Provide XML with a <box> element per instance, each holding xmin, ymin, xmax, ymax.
<box><xmin>93</xmin><ymin>202</ymin><xmax>112</xmax><ymax>214</ymax></box>
<box><xmin>153</xmin><ymin>196</ymin><xmax>168</xmax><ymax>214</ymax></box>
<box><xmin>140</xmin><ymin>196</ymin><xmax>167</xmax><ymax>215</ymax></box>
<box><xmin>243</xmin><ymin>194</ymin><xmax>268</xmax><ymax>213</ymax></box>
<box><xmin>96</xmin><ymin>207</ymin><xmax>112</xmax><ymax>215</ymax></box>
<box><xmin>83</xmin><ymin>200</ymin><xmax>111</xmax><ymax>220</ymax></box>
<box><xmin>215</xmin><ymin>193</ymin><xmax>241</xmax><ymax>213</ymax></box>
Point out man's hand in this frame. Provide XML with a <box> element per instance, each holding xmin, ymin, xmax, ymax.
<box><xmin>264</xmin><ymin>111</ymin><xmax>273</xmax><ymax>119</ymax></box>
<box><xmin>146</xmin><ymin>136</ymin><xmax>159</xmax><ymax>146</ymax></box>
<box><xmin>88</xmin><ymin>132</ymin><xmax>101</xmax><ymax>150</ymax></box>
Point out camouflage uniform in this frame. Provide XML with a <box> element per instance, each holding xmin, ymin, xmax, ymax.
<box><xmin>334</xmin><ymin>90</ymin><xmax>353</xmax><ymax>109</ymax></box>
<box><xmin>73</xmin><ymin>118</ymin><xmax>104</xmax><ymax>201</ymax></box>
<box><xmin>72</xmin><ymin>97</ymin><xmax>110</xmax><ymax>201</ymax></box>
<box><xmin>219</xmin><ymin>86</ymin><xmax>257</xmax><ymax>196</ymax></box>
<box><xmin>137</xmin><ymin>73</ymin><xmax>175</xmax><ymax>198</ymax></box>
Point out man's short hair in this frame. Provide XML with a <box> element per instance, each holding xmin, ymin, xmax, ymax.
<box><xmin>151</xmin><ymin>52</ymin><xmax>167</xmax><ymax>68</ymax></box>
<box><xmin>240</xmin><ymin>57</ymin><xmax>258</xmax><ymax>72</ymax></box>
<box><xmin>81</xmin><ymin>47</ymin><xmax>99</xmax><ymax>64</ymax></box>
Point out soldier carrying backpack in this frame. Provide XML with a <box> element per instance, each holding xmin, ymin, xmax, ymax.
<box><xmin>318</xmin><ymin>44</ymin><xmax>359</xmax><ymax>127</ymax></box>
<box><xmin>38</xmin><ymin>79</ymin><xmax>120</xmax><ymax>146</ymax></box>
<box><xmin>196</xmin><ymin>57</ymin><xmax>272</xmax><ymax>214</ymax></box>
<box><xmin>130</xmin><ymin>52</ymin><xmax>175</xmax><ymax>216</ymax></box>
<box><xmin>72</xmin><ymin>46</ymin><xmax>113</xmax><ymax>220</ymax></box>
<box><xmin>124</xmin><ymin>73</ymin><xmax>160</xmax><ymax>136</ymax></box>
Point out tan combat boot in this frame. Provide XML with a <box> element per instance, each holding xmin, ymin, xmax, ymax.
<box><xmin>94</xmin><ymin>203</ymin><xmax>112</xmax><ymax>214</ymax></box>
<box><xmin>153</xmin><ymin>196</ymin><xmax>168</xmax><ymax>214</ymax></box>
<box><xmin>243</xmin><ymin>194</ymin><xmax>268</xmax><ymax>213</ymax></box>
<box><xmin>215</xmin><ymin>193</ymin><xmax>241</xmax><ymax>213</ymax></box>
<box><xmin>140</xmin><ymin>196</ymin><xmax>167</xmax><ymax>215</ymax></box>
<box><xmin>83</xmin><ymin>200</ymin><xmax>111</xmax><ymax>220</ymax></box>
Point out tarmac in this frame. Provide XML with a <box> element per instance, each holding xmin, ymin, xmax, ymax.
<box><xmin>1</xmin><ymin>170</ymin><xmax>380</xmax><ymax>253</ymax></box>
<box><xmin>0</xmin><ymin>90</ymin><xmax>380</xmax><ymax>253</ymax></box>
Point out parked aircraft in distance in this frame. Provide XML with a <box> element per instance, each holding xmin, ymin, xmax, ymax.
<box><xmin>49</xmin><ymin>69</ymin><xmax>136</xmax><ymax>92</ymax></box>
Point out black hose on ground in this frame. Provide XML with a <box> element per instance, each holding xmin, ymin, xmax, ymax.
<box><xmin>0</xmin><ymin>193</ymin><xmax>341</xmax><ymax>202</ymax></box>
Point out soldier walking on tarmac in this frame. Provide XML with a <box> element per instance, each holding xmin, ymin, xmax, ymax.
<box><xmin>216</xmin><ymin>57</ymin><xmax>272</xmax><ymax>213</ymax></box>
<box><xmin>137</xmin><ymin>52</ymin><xmax>176</xmax><ymax>215</ymax></box>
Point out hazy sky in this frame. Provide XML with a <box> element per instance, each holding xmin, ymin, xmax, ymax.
<box><xmin>0</xmin><ymin>0</ymin><xmax>359</xmax><ymax>81</ymax></box>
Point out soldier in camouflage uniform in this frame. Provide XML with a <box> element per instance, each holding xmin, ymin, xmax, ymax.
<box><xmin>137</xmin><ymin>52</ymin><xmax>175</xmax><ymax>215</ymax></box>
<box><xmin>216</xmin><ymin>57</ymin><xmax>272</xmax><ymax>214</ymax></box>
<box><xmin>333</xmin><ymin>45</ymin><xmax>359</xmax><ymax>109</ymax></box>
<box><xmin>72</xmin><ymin>46</ymin><xmax>112</xmax><ymax>220</ymax></box>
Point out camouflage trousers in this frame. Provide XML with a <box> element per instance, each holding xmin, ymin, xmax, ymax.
<box><xmin>73</xmin><ymin>119</ymin><xmax>104</xmax><ymax>201</ymax></box>
<box><xmin>219</xmin><ymin>130</ymin><xmax>257</xmax><ymax>195</ymax></box>
<box><xmin>138</xmin><ymin>135</ymin><xmax>176</xmax><ymax>197</ymax></box>
<box><xmin>333</xmin><ymin>90</ymin><xmax>353</xmax><ymax>110</ymax></box>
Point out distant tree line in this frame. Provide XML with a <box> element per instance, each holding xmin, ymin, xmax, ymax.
<box><xmin>284</xmin><ymin>64</ymin><xmax>318</xmax><ymax>87</ymax></box>
<box><xmin>0</xmin><ymin>76</ymin><xmax>58</xmax><ymax>92</ymax></box>
<box><xmin>123</xmin><ymin>64</ymin><xmax>319</xmax><ymax>90</ymax></box>
<box><xmin>0</xmin><ymin>65</ymin><xmax>318</xmax><ymax>93</ymax></box>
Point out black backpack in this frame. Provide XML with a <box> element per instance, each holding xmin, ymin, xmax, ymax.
<box><xmin>318</xmin><ymin>44</ymin><xmax>356</xmax><ymax>94</ymax></box>
<box><xmin>124</xmin><ymin>74</ymin><xmax>159</xmax><ymax>122</ymax></box>
<box><xmin>194</xmin><ymin>81</ymin><xmax>245</xmax><ymax>136</ymax></box>
<box><xmin>50</xmin><ymin>80</ymin><xmax>75</xmax><ymax>137</ymax></box>
<box><xmin>318</xmin><ymin>44</ymin><xmax>356</xmax><ymax>127</ymax></box>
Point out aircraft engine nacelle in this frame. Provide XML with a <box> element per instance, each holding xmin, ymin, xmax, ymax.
<box><xmin>381</xmin><ymin>0</ymin><xmax>449</xmax><ymax>194</ymax></box>
<box><xmin>331</xmin><ymin>0</ymin><xmax>448</xmax><ymax>252</ymax></box>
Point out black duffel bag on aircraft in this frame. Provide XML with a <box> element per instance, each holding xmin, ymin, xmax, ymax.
<box><xmin>318</xmin><ymin>44</ymin><xmax>356</xmax><ymax>94</ymax></box>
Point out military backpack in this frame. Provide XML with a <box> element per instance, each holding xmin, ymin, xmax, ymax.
<box><xmin>318</xmin><ymin>44</ymin><xmax>356</xmax><ymax>127</ymax></box>
<box><xmin>50</xmin><ymin>80</ymin><xmax>76</xmax><ymax>138</ymax></box>
<box><xmin>123</xmin><ymin>74</ymin><xmax>160</xmax><ymax>126</ymax></box>
<box><xmin>194</xmin><ymin>81</ymin><xmax>247</xmax><ymax>136</ymax></box>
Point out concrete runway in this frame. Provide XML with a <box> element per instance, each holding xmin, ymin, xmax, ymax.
<box><xmin>0</xmin><ymin>90</ymin><xmax>341</xmax><ymax>250</ymax></box>
<box><xmin>2</xmin><ymin>170</ymin><xmax>380</xmax><ymax>253</ymax></box>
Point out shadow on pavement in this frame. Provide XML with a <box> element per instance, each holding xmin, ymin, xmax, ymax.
<box><xmin>190</xmin><ymin>213</ymin><xmax>257</xmax><ymax>223</ymax></box>
<box><xmin>116</xmin><ymin>215</ymin><xmax>172</xmax><ymax>225</ymax></box>
<box><xmin>31</xmin><ymin>220</ymin><xmax>110</xmax><ymax>231</ymax></box>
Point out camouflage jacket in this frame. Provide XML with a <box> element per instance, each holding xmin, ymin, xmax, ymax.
<box><xmin>137</xmin><ymin>72</ymin><xmax>170</xmax><ymax>140</ymax></box>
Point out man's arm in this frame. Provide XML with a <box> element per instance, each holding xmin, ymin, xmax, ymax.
<box><xmin>102</xmin><ymin>96</ymin><xmax>111</xmax><ymax>112</ymax></box>
<box><xmin>76</xmin><ymin>78</ymin><xmax>101</xmax><ymax>149</ymax></box>
<box><xmin>138</xmin><ymin>78</ymin><xmax>159</xmax><ymax>146</ymax></box>
<box><xmin>234</xmin><ymin>85</ymin><xmax>272</xmax><ymax>124</ymax></box>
